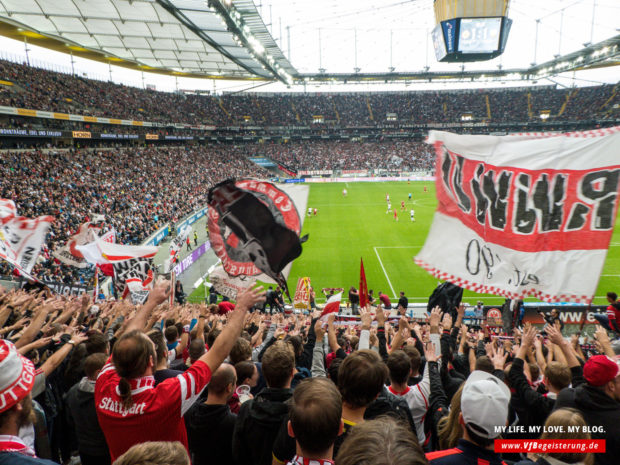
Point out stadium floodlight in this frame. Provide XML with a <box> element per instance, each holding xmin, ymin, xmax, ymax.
<box><xmin>432</xmin><ymin>0</ymin><xmax>512</xmax><ymax>63</ymax></box>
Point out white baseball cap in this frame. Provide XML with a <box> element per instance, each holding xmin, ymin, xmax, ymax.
<box><xmin>461</xmin><ymin>370</ymin><xmax>511</xmax><ymax>439</ymax></box>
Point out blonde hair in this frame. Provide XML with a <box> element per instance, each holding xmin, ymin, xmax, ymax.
<box><xmin>113</xmin><ymin>442</ymin><xmax>189</xmax><ymax>465</ymax></box>
<box><xmin>437</xmin><ymin>383</ymin><xmax>465</xmax><ymax>450</ymax></box>
<box><xmin>536</xmin><ymin>409</ymin><xmax>594</xmax><ymax>465</ymax></box>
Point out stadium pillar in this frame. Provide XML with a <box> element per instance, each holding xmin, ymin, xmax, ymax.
<box><xmin>23</xmin><ymin>38</ymin><xmax>30</xmax><ymax>66</ymax></box>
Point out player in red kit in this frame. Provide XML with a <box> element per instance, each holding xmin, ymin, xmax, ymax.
<box><xmin>401</xmin><ymin>200</ymin><xmax>405</xmax><ymax>211</ymax></box>
<box><xmin>393</xmin><ymin>209</ymin><xmax>398</xmax><ymax>221</ymax></box>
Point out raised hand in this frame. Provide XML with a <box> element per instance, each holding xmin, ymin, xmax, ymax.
<box><xmin>360</xmin><ymin>307</ymin><xmax>372</xmax><ymax>330</ymax></box>
<box><xmin>235</xmin><ymin>285</ymin><xmax>266</xmax><ymax>311</ymax></box>
<box><xmin>314</xmin><ymin>319</ymin><xmax>326</xmax><ymax>340</ymax></box>
<box><xmin>375</xmin><ymin>304</ymin><xmax>386</xmax><ymax>326</ymax></box>
<box><xmin>147</xmin><ymin>280</ymin><xmax>172</xmax><ymax>306</ymax></box>
<box><xmin>521</xmin><ymin>326</ymin><xmax>537</xmax><ymax>348</ymax></box>
<box><xmin>429</xmin><ymin>306</ymin><xmax>441</xmax><ymax>328</ymax></box>
<box><xmin>491</xmin><ymin>345</ymin><xmax>508</xmax><ymax>370</ymax></box>
<box><xmin>424</xmin><ymin>341</ymin><xmax>439</xmax><ymax>363</ymax></box>
<box><xmin>546</xmin><ymin>325</ymin><xmax>564</xmax><ymax>346</ymax></box>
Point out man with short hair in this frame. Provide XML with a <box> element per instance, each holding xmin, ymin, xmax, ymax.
<box><xmin>147</xmin><ymin>330</ymin><xmax>184</xmax><ymax>385</ymax></box>
<box><xmin>554</xmin><ymin>354</ymin><xmax>620</xmax><ymax>465</ymax></box>
<box><xmin>335</xmin><ymin>349</ymin><xmax>388</xmax><ymax>454</ymax></box>
<box><xmin>0</xmin><ymin>340</ymin><xmax>58</xmax><ymax>464</ymax></box>
<box><xmin>95</xmin><ymin>283</ymin><xmax>265</xmax><ymax>462</ymax></box>
<box><xmin>378</xmin><ymin>292</ymin><xmax>392</xmax><ymax>310</ymax></box>
<box><xmin>285</xmin><ymin>378</ymin><xmax>343</xmax><ymax>465</ymax></box>
<box><xmin>387</xmin><ymin>348</ymin><xmax>434</xmax><ymax>444</ymax></box>
<box><xmin>188</xmin><ymin>339</ymin><xmax>205</xmax><ymax>365</ymax></box>
<box><xmin>593</xmin><ymin>292</ymin><xmax>620</xmax><ymax>333</ymax></box>
<box><xmin>232</xmin><ymin>341</ymin><xmax>295</xmax><ymax>465</ymax></box>
<box><xmin>426</xmin><ymin>370</ymin><xmax>511</xmax><ymax>465</ymax></box>
<box><xmin>185</xmin><ymin>364</ymin><xmax>237</xmax><ymax>465</ymax></box>
<box><xmin>112</xmin><ymin>441</ymin><xmax>190</xmax><ymax>465</ymax></box>
<box><xmin>65</xmin><ymin>353</ymin><xmax>109</xmax><ymax>465</ymax></box>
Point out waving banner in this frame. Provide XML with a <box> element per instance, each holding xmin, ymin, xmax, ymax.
<box><xmin>164</xmin><ymin>225</ymin><xmax>192</xmax><ymax>272</ymax></box>
<box><xmin>208</xmin><ymin>179</ymin><xmax>307</xmax><ymax>300</ymax></box>
<box><xmin>415</xmin><ymin>127</ymin><xmax>620</xmax><ymax>303</ymax></box>
<box><xmin>0</xmin><ymin>200</ymin><xmax>54</xmax><ymax>274</ymax></box>
<box><xmin>53</xmin><ymin>215</ymin><xmax>105</xmax><ymax>268</ymax></box>
<box><xmin>98</xmin><ymin>241</ymin><xmax>157</xmax><ymax>300</ymax></box>
<box><xmin>293</xmin><ymin>277</ymin><xmax>311</xmax><ymax>310</ymax></box>
<box><xmin>75</xmin><ymin>229</ymin><xmax>116</xmax><ymax>266</ymax></box>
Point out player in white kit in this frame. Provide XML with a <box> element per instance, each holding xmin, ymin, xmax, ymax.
<box><xmin>386</xmin><ymin>202</ymin><xmax>392</xmax><ymax>214</ymax></box>
<box><xmin>410</xmin><ymin>209</ymin><xmax>415</xmax><ymax>222</ymax></box>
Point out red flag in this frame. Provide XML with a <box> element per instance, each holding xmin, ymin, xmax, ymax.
<box><xmin>99</xmin><ymin>263</ymin><xmax>114</xmax><ymax>277</ymax></box>
<box><xmin>359</xmin><ymin>258</ymin><xmax>368</xmax><ymax>308</ymax></box>
<box><xmin>320</xmin><ymin>292</ymin><xmax>342</xmax><ymax>318</ymax></box>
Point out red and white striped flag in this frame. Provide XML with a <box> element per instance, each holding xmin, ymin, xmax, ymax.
<box><xmin>416</xmin><ymin>126</ymin><xmax>620</xmax><ymax>303</ymax></box>
<box><xmin>320</xmin><ymin>292</ymin><xmax>342</xmax><ymax>318</ymax></box>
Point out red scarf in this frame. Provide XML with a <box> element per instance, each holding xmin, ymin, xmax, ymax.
<box><xmin>0</xmin><ymin>435</ymin><xmax>37</xmax><ymax>457</ymax></box>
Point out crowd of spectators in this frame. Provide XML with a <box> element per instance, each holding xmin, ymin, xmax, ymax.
<box><xmin>0</xmin><ymin>59</ymin><xmax>616</xmax><ymax>128</ymax></box>
<box><xmin>0</xmin><ymin>137</ymin><xmax>438</xmax><ymax>284</ymax></box>
<box><xmin>242</xmin><ymin>140</ymin><xmax>435</xmax><ymax>172</ymax></box>
<box><xmin>0</xmin><ymin>146</ymin><xmax>268</xmax><ymax>283</ymax></box>
<box><xmin>0</xmin><ymin>283</ymin><xmax>618</xmax><ymax>465</ymax></box>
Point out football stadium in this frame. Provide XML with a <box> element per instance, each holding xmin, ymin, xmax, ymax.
<box><xmin>0</xmin><ymin>1</ymin><xmax>619</xmax><ymax>464</ymax></box>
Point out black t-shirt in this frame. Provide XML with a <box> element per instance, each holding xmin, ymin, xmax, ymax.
<box><xmin>272</xmin><ymin>418</ymin><xmax>357</xmax><ymax>464</ymax></box>
<box><xmin>349</xmin><ymin>291</ymin><xmax>359</xmax><ymax>304</ymax></box>
<box><xmin>333</xmin><ymin>420</ymin><xmax>357</xmax><ymax>458</ymax></box>
<box><xmin>398</xmin><ymin>296</ymin><xmax>409</xmax><ymax>308</ymax></box>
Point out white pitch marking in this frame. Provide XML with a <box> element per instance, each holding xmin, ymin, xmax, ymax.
<box><xmin>374</xmin><ymin>246</ymin><xmax>396</xmax><ymax>297</ymax></box>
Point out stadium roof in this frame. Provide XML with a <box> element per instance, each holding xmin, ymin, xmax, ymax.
<box><xmin>0</xmin><ymin>0</ymin><xmax>296</xmax><ymax>81</ymax></box>
<box><xmin>266</xmin><ymin>0</ymin><xmax>620</xmax><ymax>75</ymax></box>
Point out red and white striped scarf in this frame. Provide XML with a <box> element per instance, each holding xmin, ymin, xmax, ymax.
<box><xmin>0</xmin><ymin>435</ymin><xmax>37</xmax><ymax>457</ymax></box>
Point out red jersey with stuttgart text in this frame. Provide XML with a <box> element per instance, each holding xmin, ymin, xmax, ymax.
<box><xmin>95</xmin><ymin>358</ymin><xmax>211</xmax><ymax>462</ymax></box>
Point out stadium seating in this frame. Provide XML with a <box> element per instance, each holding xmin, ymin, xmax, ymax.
<box><xmin>0</xmin><ymin>59</ymin><xmax>617</xmax><ymax>127</ymax></box>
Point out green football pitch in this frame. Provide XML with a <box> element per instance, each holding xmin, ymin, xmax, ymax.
<box><xmin>191</xmin><ymin>181</ymin><xmax>620</xmax><ymax>305</ymax></box>
<box><xmin>284</xmin><ymin>181</ymin><xmax>620</xmax><ymax>306</ymax></box>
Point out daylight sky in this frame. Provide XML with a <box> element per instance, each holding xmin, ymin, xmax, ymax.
<box><xmin>0</xmin><ymin>0</ymin><xmax>617</xmax><ymax>93</ymax></box>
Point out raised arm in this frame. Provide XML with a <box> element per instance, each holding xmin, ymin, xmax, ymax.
<box><xmin>123</xmin><ymin>281</ymin><xmax>171</xmax><ymax>335</ymax></box>
<box><xmin>200</xmin><ymin>286</ymin><xmax>265</xmax><ymax>373</ymax></box>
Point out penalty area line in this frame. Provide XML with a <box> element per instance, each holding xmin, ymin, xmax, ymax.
<box><xmin>374</xmin><ymin>246</ymin><xmax>396</xmax><ymax>298</ymax></box>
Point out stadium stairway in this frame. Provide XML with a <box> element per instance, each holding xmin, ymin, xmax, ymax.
<box><xmin>151</xmin><ymin>213</ymin><xmax>219</xmax><ymax>302</ymax></box>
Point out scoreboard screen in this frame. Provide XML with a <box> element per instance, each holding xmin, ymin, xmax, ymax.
<box><xmin>432</xmin><ymin>24</ymin><xmax>447</xmax><ymax>61</ymax></box>
<box><xmin>457</xmin><ymin>17</ymin><xmax>502</xmax><ymax>54</ymax></box>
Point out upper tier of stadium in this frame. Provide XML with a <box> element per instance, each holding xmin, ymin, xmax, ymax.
<box><xmin>0</xmin><ymin>60</ymin><xmax>618</xmax><ymax>128</ymax></box>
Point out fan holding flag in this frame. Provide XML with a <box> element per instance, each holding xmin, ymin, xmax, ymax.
<box><xmin>320</xmin><ymin>292</ymin><xmax>342</xmax><ymax>320</ymax></box>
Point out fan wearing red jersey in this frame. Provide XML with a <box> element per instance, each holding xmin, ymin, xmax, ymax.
<box><xmin>95</xmin><ymin>281</ymin><xmax>266</xmax><ymax>462</ymax></box>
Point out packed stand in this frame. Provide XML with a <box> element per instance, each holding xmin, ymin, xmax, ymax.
<box><xmin>0</xmin><ymin>146</ymin><xmax>267</xmax><ymax>282</ymax></box>
<box><xmin>0</xmin><ymin>59</ymin><xmax>615</xmax><ymax>127</ymax></box>
<box><xmin>0</xmin><ymin>60</ymin><xmax>229</xmax><ymax>125</ymax></box>
<box><xmin>0</xmin><ymin>283</ymin><xmax>619</xmax><ymax>465</ymax></box>
<box><xmin>241</xmin><ymin>140</ymin><xmax>435</xmax><ymax>172</ymax></box>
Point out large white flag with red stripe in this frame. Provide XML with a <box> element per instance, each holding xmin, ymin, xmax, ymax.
<box><xmin>415</xmin><ymin>126</ymin><xmax>620</xmax><ymax>303</ymax></box>
<box><xmin>0</xmin><ymin>199</ymin><xmax>54</xmax><ymax>275</ymax></box>
<box><xmin>320</xmin><ymin>292</ymin><xmax>342</xmax><ymax>318</ymax></box>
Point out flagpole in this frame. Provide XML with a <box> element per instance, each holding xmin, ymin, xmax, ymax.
<box><xmin>170</xmin><ymin>271</ymin><xmax>176</xmax><ymax>307</ymax></box>
<box><xmin>93</xmin><ymin>266</ymin><xmax>99</xmax><ymax>303</ymax></box>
